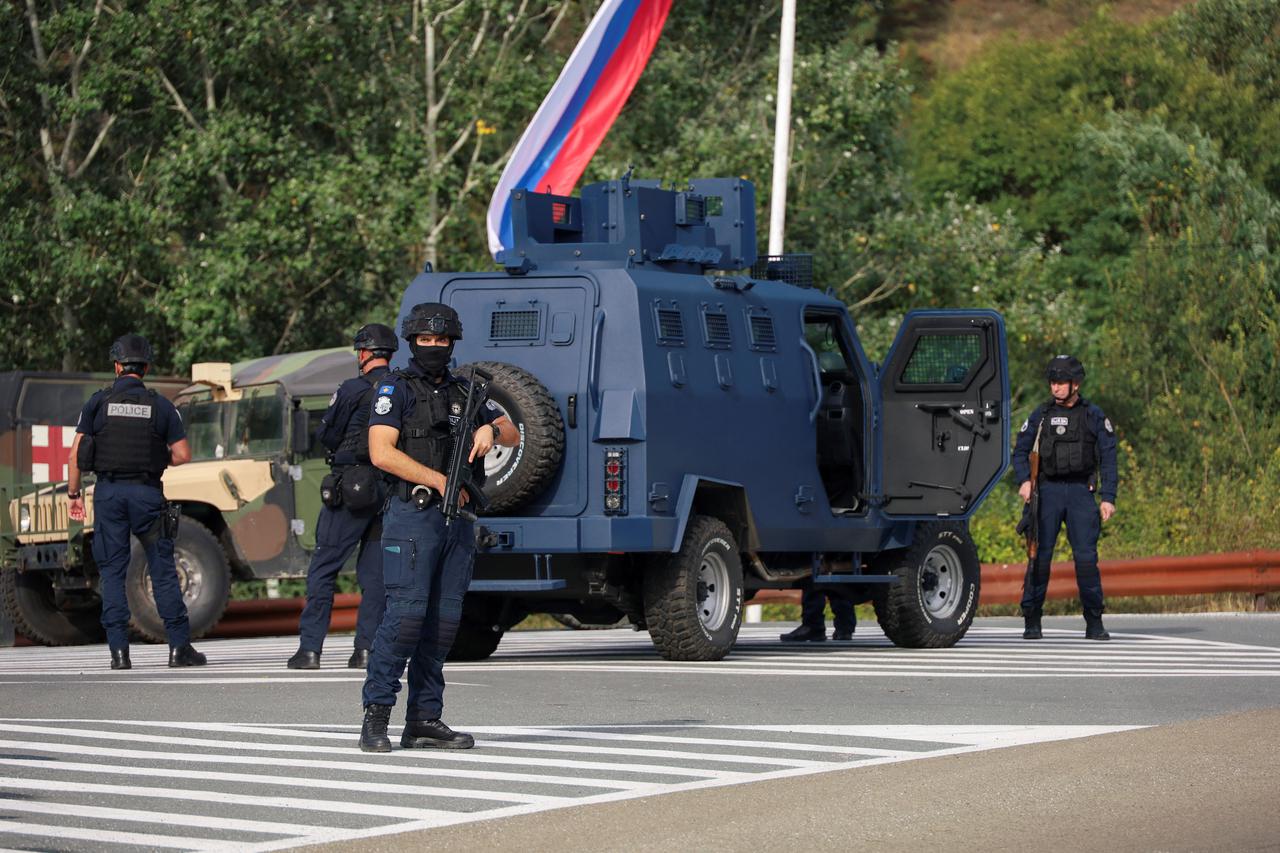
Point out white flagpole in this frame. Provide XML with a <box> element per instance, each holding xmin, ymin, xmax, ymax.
<box><xmin>768</xmin><ymin>0</ymin><xmax>797</xmax><ymax>257</ymax></box>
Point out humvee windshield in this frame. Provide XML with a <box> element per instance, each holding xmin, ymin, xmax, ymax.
<box><xmin>178</xmin><ymin>386</ymin><xmax>287</xmax><ymax>461</ymax></box>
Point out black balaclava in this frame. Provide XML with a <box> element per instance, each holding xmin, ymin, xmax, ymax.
<box><xmin>411</xmin><ymin>340</ymin><xmax>454</xmax><ymax>381</ymax></box>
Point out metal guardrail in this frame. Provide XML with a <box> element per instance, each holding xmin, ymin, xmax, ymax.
<box><xmin>8</xmin><ymin>551</ymin><xmax>1279</xmax><ymax>645</ymax></box>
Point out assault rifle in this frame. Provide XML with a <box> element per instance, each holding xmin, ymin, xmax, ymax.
<box><xmin>441</xmin><ymin>366</ymin><xmax>494</xmax><ymax>526</ymax></box>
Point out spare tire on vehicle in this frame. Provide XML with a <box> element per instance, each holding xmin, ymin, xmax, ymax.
<box><xmin>457</xmin><ymin>361</ymin><xmax>564</xmax><ymax>514</ymax></box>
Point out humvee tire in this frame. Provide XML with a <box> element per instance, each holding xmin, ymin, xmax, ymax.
<box><xmin>126</xmin><ymin>518</ymin><xmax>230</xmax><ymax>643</ymax></box>
<box><xmin>872</xmin><ymin>521</ymin><xmax>980</xmax><ymax>648</ymax></box>
<box><xmin>643</xmin><ymin>515</ymin><xmax>744</xmax><ymax>661</ymax></box>
<box><xmin>458</xmin><ymin>361</ymin><xmax>564</xmax><ymax>514</ymax></box>
<box><xmin>0</xmin><ymin>567</ymin><xmax>105</xmax><ymax>646</ymax></box>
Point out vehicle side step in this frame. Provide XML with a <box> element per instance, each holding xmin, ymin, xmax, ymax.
<box><xmin>811</xmin><ymin>574</ymin><xmax>900</xmax><ymax>584</ymax></box>
<box><xmin>468</xmin><ymin>579</ymin><xmax>568</xmax><ymax>592</ymax></box>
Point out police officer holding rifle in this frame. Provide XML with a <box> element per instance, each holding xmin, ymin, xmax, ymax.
<box><xmin>358</xmin><ymin>303</ymin><xmax>516</xmax><ymax>752</ymax></box>
<box><xmin>67</xmin><ymin>335</ymin><xmax>206</xmax><ymax>669</ymax></box>
<box><xmin>1013</xmin><ymin>355</ymin><xmax>1118</xmax><ymax>641</ymax></box>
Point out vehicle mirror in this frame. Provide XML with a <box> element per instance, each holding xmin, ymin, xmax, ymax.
<box><xmin>291</xmin><ymin>408</ymin><xmax>312</xmax><ymax>454</ymax></box>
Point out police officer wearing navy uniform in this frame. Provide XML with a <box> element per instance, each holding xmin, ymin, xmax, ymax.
<box><xmin>1012</xmin><ymin>355</ymin><xmax>1118</xmax><ymax>641</ymax></box>
<box><xmin>358</xmin><ymin>303</ymin><xmax>517</xmax><ymax>752</ymax></box>
<box><xmin>66</xmin><ymin>335</ymin><xmax>207</xmax><ymax>669</ymax></box>
<box><xmin>286</xmin><ymin>324</ymin><xmax>397</xmax><ymax>671</ymax></box>
<box><xmin>780</xmin><ymin>585</ymin><xmax>856</xmax><ymax>642</ymax></box>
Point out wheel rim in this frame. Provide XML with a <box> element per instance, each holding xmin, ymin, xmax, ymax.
<box><xmin>696</xmin><ymin>549</ymin><xmax>731</xmax><ymax>631</ymax></box>
<box><xmin>919</xmin><ymin>543</ymin><xmax>963</xmax><ymax>619</ymax></box>
<box><xmin>482</xmin><ymin>398</ymin><xmax>516</xmax><ymax>478</ymax></box>
<box><xmin>143</xmin><ymin>548</ymin><xmax>204</xmax><ymax>608</ymax></box>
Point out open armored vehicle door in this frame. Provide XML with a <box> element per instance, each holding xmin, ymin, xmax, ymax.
<box><xmin>878</xmin><ymin>310</ymin><xmax>1009</xmax><ymax>519</ymax></box>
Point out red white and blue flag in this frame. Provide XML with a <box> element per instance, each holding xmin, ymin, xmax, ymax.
<box><xmin>486</xmin><ymin>0</ymin><xmax>673</xmax><ymax>258</ymax></box>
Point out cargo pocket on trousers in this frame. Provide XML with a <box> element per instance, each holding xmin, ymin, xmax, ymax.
<box><xmin>381</xmin><ymin>539</ymin><xmax>417</xmax><ymax>589</ymax></box>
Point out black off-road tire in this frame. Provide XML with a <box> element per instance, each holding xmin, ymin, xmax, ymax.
<box><xmin>643</xmin><ymin>515</ymin><xmax>744</xmax><ymax>661</ymax></box>
<box><xmin>457</xmin><ymin>361</ymin><xmax>564</xmax><ymax>514</ymax></box>
<box><xmin>127</xmin><ymin>518</ymin><xmax>230</xmax><ymax>643</ymax></box>
<box><xmin>0</xmin><ymin>567</ymin><xmax>104</xmax><ymax>646</ymax></box>
<box><xmin>871</xmin><ymin>521</ymin><xmax>981</xmax><ymax>648</ymax></box>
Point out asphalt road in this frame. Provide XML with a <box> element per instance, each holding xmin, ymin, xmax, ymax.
<box><xmin>0</xmin><ymin>613</ymin><xmax>1277</xmax><ymax>852</ymax></box>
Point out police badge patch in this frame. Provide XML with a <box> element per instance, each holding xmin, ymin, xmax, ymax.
<box><xmin>374</xmin><ymin>396</ymin><xmax>393</xmax><ymax>415</ymax></box>
<box><xmin>450</xmin><ymin>402</ymin><xmax>462</xmax><ymax>416</ymax></box>
<box><xmin>1019</xmin><ymin>419</ymin><xmax>1029</xmax><ymax>433</ymax></box>
<box><xmin>329</xmin><ymin>391</ymin><xmax>338</xmax><ymax>406</ymax></box>
<box><xmin>1104</xmin><ymin>417</ymin><xmax>1114</xmax><ymax>433</ymax></box>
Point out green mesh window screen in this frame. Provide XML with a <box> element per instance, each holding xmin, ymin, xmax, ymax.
<box><xmin>901</xmin><ymin>333</ymin><xmax>982</xmax><ymax>385</ymax></box>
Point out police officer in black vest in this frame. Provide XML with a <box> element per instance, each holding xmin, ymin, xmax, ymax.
<box><xmin>67</xmin><ymin>335</ymin><xmax>206</xmax><ymax>669</ymax></box>
<box><xmin>1012</xmin><ymin>355</ymin><xmax>1119</xmax><ymax>641</ymax></box>
<box><xmin>286</xmin><ymin>324</ymin><xmax>397</xmax><ymax>671</ymax></box>
<box><xmin>357</xmin><ymin>303</ymin><xmax>517</xmax><ymax>752</ymax></box>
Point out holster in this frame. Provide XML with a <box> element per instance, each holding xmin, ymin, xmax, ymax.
<box><xmin>139</xmin><ymin>501</ymin><xmax>180</xmax><ymax>546</ymax></box>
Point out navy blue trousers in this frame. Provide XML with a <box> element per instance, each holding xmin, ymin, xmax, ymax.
<box><xmin>362</xmin><ymin>497</ymin><xmax>475</xmax><ymax>720</ymax></box>
<box><xmin>802</xmin><ymin>585</ymin><xmax>856</xmax><ymax>632</ymax></box>
<box><xmin>1021</xmin><ymin>479</ymin><xmax>1105</xmax><ymax>615</ymax></box>
<box><xmin>297</xmin><ymin>503</ymin><xmax>387</xmax><ymax>654</ymax></box>
<box><xmin>91</xmin><ymin>480</ymin><xmax>190</xmax><ymax>651</ymax></box>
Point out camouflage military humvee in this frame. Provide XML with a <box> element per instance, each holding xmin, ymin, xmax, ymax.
<box><xmin>1</xmin><ymin>351</ymin><xmax>356</xmax><ymax>645</ymax></box>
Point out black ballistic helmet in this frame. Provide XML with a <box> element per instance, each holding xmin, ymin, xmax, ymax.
<box><xmin>109</xmin><ymin>334</ymin><xmax>154</xmax><ymax>367</ymax></box>
<box><xmin>1045</xmin><ymin>354</ymin><xmax>1085</xmax><ymax>383</ymax></box>
<box><xmin>401</xmin><ymin>302</ymin><xmax>463</xmax><ymax>340</ymax></box>
<box><xmin>352</xmin><ymin>323</ymin><xmax>399</xmax><ymax>355</ymax></box>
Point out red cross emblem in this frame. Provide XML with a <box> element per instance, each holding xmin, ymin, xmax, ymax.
<box><xmin>31</xmin><ymin>425</ymin><xmax>76</xmax><ymax>483</ymax></box>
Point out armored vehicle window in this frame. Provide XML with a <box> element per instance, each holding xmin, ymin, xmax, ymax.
<box><xmin>702</xmin><ymin>306</ymin><xmax>732</xmax><ymax>349</ymax></box>
<box><xmin>653</xmin><ymin>304</ymin><xmax>686</xmax><ymax>346</ymax></box>
<box><xmin>232</xmin><ymin>388</ymin><xmax>286</xmax><ymax>456</ymax></box>
<box><xmin>178</xmin><ymin>395</ymin><xmax>228</xmax><ymax>461</ymax></box>
<box><xmin>900</xmin><ymin>333</ymin><xmax>982</xmax><ymax>386</ymax></box>
<box><xmin>804</xmin><ymin>316</ymin><xmax>854</xmax><ymax>375</ymax></box>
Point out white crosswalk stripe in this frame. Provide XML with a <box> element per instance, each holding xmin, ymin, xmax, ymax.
<box><xmin>2</xmin><ymin>625</ymin><xmax>1278</xmax><ymax>681</ymax></box>
<box><xmin>0</xmin><ymin>716</ymin><xmax>1142</xmax><ymax>852</ymax></box>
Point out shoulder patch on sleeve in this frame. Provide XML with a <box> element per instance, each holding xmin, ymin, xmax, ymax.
<box><xmin>1104</xmin><ymin>417</ymin><xmax>1114</xmax><ymax>433</ymax></box>
<box><xmin>329</xmin><ymin>391</ymin><xmax>338</xmax><ymax>406</ymax></box>
<box><xmin>374</xmin><ymin>396</ymin><xmax>393</xmax><ymax>415</ymax></box>
<box><xmin>485</xmin><ymin>399</ymin><xmax>500</xmax><ymax>412</ymax></box>
<box><xmin>378</xmin><ymin>384</ymin><xmax>395</xmax><ymax>395</ymax></box>
<box><xmin>1019</xmin><ymin>418</ymin><xmax>1029</xmax><ymax>433</ymax></box>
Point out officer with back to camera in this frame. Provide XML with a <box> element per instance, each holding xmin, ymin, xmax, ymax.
<box><xmin>286</xmin><ymin>324</ymin><xmax>397</xmax><ymax>671</ymax></box>
<box><xmin>1013</xmin><ymin>355</ymin><xmax>1119</xmax><ymax>642</ymax></box>
<box><xmin>66</xmin><ymin>335</ymin><xmax>207</xmax><ymax>669</ymax></box>
<box><xmin>358</xmin><ymin>303</ymin><xmax>517</xmax><ymax>752</ymax></box>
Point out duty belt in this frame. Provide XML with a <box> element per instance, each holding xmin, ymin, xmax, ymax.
<box><xmin>100</xmin><ymin>472</ymin><xmax>163</xmax><ymax>489</ymax></box>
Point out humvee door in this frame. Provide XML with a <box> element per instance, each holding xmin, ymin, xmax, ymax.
<box><xmin>878</xmin><ymin>310</ymin><xmax>1009</xmax><ymax>519</ymax></box>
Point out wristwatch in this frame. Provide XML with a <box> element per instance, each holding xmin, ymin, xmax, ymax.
<box><xmin>490</xmin><ymin>423</ymin><xmax>502</xmax><ymax>443</ymax></box>
<box><xmin>67</xmin><ymin>491</ymin><xmax>81</xmax><ymax>500</ymax></box>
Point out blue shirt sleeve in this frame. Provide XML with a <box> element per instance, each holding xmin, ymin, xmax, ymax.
<box><xmin>1090</xmin><ymin>404</ymin><xmax>1119</xmax><ymax>503</ymax></box>
<box><xmin>75</xmin><ymin>393</ymin><xmax>102</xmax><ymax>436</ymax></box>
<box><xmin>1011</xmin><ymin>405</ymin><xmax>1045</xmax><ymax>484</ymax></box>
<box><xmin>157</xmin><ymin>396</ymin><xmax>186</xmax><ymax>445</ymax></box>
<box><xmin>368</xmin><ymin>377</ymin><xmax>411</xmax><ymax>432</ymax></box>
<box><xmin>318</xmin><ymin>379</ymin><xmax>362</xmax><ymax>452</ymax></box>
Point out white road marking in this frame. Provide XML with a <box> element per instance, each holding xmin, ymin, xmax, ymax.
<box><xmin>0</xmin><ymin>822</ymin><xmax>231</xmax><ymax>851</ymax></box>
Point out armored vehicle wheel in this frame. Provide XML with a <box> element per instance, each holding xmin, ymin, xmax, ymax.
<box><xmin>0</xmin><ymin>567</ymin><xmax>104</xmax><ymax>646</ymax></box>
<box><xmin>457</xmin><ymin>361</ymin><xmax>564</xmax><ymax>514</ymax></box>
<box><xmin>872</xmin><ymin>521</ymin><xmax>980</xmax><ymax>648</ymax></box>
<box><xmin>643</xmin><ymin>515</ymin><xmax>744</xmax><ymax>661</ymax></box>
<box><xmin>126</xmin><ymin>518</ymin><xmax>230</xmax><ymax>643</ymax></box>
<box><xmin>447</xmin><ymin>595</ymin><xmax>526</xmax><ymax>661</ymax></box>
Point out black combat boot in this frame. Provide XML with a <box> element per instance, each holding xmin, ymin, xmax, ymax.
<box><xmin>1022</xmin><ymin>612</ymin><xmax>1043</xmax><ymax>640</ymax></box>
<box><xmin>168</xmin><ymin>644</ymin><xmax>207</xmax><ymax>667</ymax></box>
<box><xmin>347</xmin><ymin>648</ymin><xmax>369</xmax><ymax>669</ymax></box>
<box><xmin>286</xmin><ymin>648</ymin><xmax>321</xmax><ymax>670</ymax></box>
<box><xmin>1083</xmin><ymin>610</ymin><xmax>1111</xmax><ymax>641</ymax></box>
<box><xmin>359</xmin><ymin>704</ymin><xmax>393</xmax><ymax>753</ymax></box>
<box><xmin>401</xmin><ymin>719</ymin><xmax>475</xmax><ymax>750</ymax></box>
<box><xmin>110</xmin><ymin>648</ymin><xmax>132</xmax><ymax>670</ymax></box>
<box><xmin>779</xmin><ymin>625</ymin><xmax>826</xmax><ymax>642</ymax></box>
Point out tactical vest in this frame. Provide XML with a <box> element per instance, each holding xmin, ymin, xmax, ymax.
<box><xmin>335</xmin><ymin>372</ymin><xmax>381</xmax><ymax>465</ymax></box>
<box><xmin>90</xmin><ymin>385</ymin><xmax>170</xmax><ymax>477</ymax></box>
<box><xmin>1038</xmin><ymin>400</ymin><xmax>1097</xmax><ymax>478</ymax></box>
<box><xmin>395</xmin><ymin>373</ymin><xmax>486</xmax><ymax>486</ymax></box>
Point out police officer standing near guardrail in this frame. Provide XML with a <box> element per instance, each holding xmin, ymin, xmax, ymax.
<box><xmin>1013</xmin><ymin>355</ymin><xmax>1118</xmax><ymax>641</ymax></box>
<box><xmin>286</xmin><ymin>324</ymin><xmax>397</xmax><ymax>671</ymax></box>
<box><xmin>357</xmin><ymin>303</ymin><xmax>517</xmax><ymax>752</ymax></box>
<box><xmin>66</xmin><ymin>335</ymin><xmax>207</xmax><ymax>669</ymax></box>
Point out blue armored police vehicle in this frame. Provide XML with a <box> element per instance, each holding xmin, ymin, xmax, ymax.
<box><xmin>394</xmin><ymin>175</ymin><xmax>1009</xmax><ymax>661</ymax></box>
